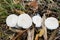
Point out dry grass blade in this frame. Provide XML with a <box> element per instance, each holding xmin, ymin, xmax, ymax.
<box><xmin>14</xmin><ymin>9</ymin><xmax>25</xmax><ymax>14</ymax></box>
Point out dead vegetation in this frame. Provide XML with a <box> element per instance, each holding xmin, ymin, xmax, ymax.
<box><xmin>0</xmin><ymin>0</ymin><xmax>60</xmax><ymax>40</ymax></box>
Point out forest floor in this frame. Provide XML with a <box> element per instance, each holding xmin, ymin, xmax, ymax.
<box><xmin>0</xmin><ymin>0</ymin><xmax>60</xmax><ymax>40</ymax></box>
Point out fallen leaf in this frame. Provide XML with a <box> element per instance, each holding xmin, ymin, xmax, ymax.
<box><xmin>35</xmin><ymin>34</ymin><xmax>39</xmax><ymax>40</ymax></box>
<box><xmin>28</xmin><ymin>1</ymin><xmax>38</xmax><ymax>11</ymax></box>
<box><xmin>39</xmin><ymin>29</ymin><xmax>45</xmax><ymax>37</ymax></box>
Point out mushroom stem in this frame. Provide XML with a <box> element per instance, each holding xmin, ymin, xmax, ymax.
<box><xmin>42</xmin><ymin>14</ymin><xmax>47</xmax><ymax>40</ymax></box>
<box><xmin>27</xmin><ymin>28</ymin><xmax>34</xmax><ymax>40</ymax></box>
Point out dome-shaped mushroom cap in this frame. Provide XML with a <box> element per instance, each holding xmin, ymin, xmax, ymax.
<box><xmin>45</xmin><ymin>17</ymin><xmax>59</xmax><ymax>30</ymax></box>
<box><xmin>6</xmin><ymin>14</ymin><xmax>18</xmax><ymax>27</ymax></box>
<box><xmin>17</xmin><ymin>14</ymin><xmax>32</xmax><ymax>29</ymax></box>
<box><xmin>32</xmin><ymin>15</ymin><xmax>42</xmax><ymax>27</ymax></box>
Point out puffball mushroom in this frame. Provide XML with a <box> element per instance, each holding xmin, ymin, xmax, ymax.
<box><xmin>32</xmin><ymin>15</ymin><xmax>42</xmax><ymax>27</ymax></box>
<box><xmin>45</xmin><ymin>17</ymin><xmax>59</xmax><ymax>30</ymax></box>
<box><xmin>6</xmin><ymin>14</ymin><xmax>18</xmax><ymax>27</ymax></box>
<box><xmin>17</xmin><ymin>14</ymin><xmax>32</xmax><ymax>29</ymax></box>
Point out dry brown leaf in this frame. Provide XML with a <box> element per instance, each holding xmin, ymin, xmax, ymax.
<box><xmin>28</xmin><ymin>1</ymin><xmax>38</xmax><ymax>11</ymax></box>
<box><xmin>35</xmin><ymin>28</ymin><xmax>45</xmax><ymax>40</ymax></box>
<box><xmin>35</xmin><ymin>34</ymin><xmax>39</xmax><ymax>40</ymax></box>
<box><xmin>39</xmin><ymin>29</ymin><xmax>45</xmax><ymax>37</ymax></box>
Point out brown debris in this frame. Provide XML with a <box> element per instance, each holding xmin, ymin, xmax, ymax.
<box><xmin>27</xmin><ymin>28</ymin><xmax>34</xmax><ymax>40</ymax></box>
<box><xmin>27</xmin><ymin>1</ymin><xmax>38</xmax><ymax>11</ymax></box>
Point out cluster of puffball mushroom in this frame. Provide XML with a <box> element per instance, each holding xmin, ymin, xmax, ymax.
<box><xmin>6</xmin><ymin>13</ymin><xmax>59</xmax><ymax>30</ymax></box>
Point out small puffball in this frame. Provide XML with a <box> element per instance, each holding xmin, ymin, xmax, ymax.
<box><xmin>6</xmin><ymin>14</ymin><xmax>18</xmax><ymax>27</ymax></box>
<box><xmin>32</xmin><ymin>15</ymin><xmax>42</xmax><ymax>27</ymax></box>
<box><xmin>45</xmin><ymin>17</ymin><xmax>59</xmax><ymax>30</ymax></box>
<box><xmin>17</xmin><ymin>14</ymin><xmax>32</xmax><ymax>29</ymax></box>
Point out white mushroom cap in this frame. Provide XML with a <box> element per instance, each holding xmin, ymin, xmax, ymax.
<box><xmin>45</xmin><ymin>17</ymin><xmax>59</xmax><ymax>30</ymax></box>
<box><xmin>17</xmin><ymin>14</ymin><xmax>32</xmax><ymax>29</ymax></box>
<box><xmin>32</xmin><ymin>15</ymin><xmax>42</xmax><ymax>27</ymax></box>
<box><xmin>6</xmin><ymin>14</ymin><xmax>18</xmax><ymax>27</ymax></box>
